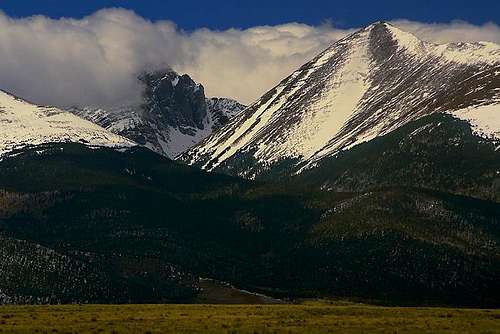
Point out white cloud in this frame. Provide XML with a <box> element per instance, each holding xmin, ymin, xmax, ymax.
<box><xmin>392</xmin><ymin>19</ymin><xmax>500</xmax><ymax>44</ymax></box>
<box><xmin>0</xmin><ymin>9</ymin><xmax>498</xmax><ymax>107</ymax></box>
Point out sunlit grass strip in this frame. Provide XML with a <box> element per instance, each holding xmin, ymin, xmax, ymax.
<box><xmin>0</xmin><ymin>303</ymin><xmax>499</xmax><ymax>333</ymax></box>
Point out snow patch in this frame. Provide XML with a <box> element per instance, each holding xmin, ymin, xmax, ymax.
<box><xmin>451</xmin><ymin>104</ymin><xmax>500</xmax><ymax>140</ymax></box>
<box><xmin>434</xmin><ymin>42</ymin><xmax>500</xmax><ymax>65</ymax></box>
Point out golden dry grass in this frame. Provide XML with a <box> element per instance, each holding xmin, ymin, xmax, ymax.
<box><xmin>0</xmin><ymin>302</ymin><xmax>499</xmax><ymax>333</ymax></box>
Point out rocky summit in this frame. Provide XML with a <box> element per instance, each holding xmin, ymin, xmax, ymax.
<box><xmin>69</xmin><ymin>69</ymin><xmax>246</xmax><ymax>158</ymax></box>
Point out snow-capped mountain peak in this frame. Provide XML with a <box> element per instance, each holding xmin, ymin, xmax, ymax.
<box><xmin>369</xmin><ymin>22</ymin><xmax>500</xmax><ymax>64</ymax></box>
<box><xmin>0</xmin><ymin>90</ymin><xmax>134</xmax><ymax>156</ymax></box>
<box><xmin>180</xmin><ymin>22</ymin><xmax>500</xmax><ymax>178</ymax></box>
<box><xmin>69</xmin><ymin>69</ymin><xmax>246</xmax><ymax>158</ymax></box>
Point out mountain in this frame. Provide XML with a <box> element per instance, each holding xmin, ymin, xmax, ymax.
<box><xmin>0</xmin><ymin>90</ymin><xmax>134</xmax><ymax>156</ymax></box>
<box><xmin>180</xmin><ymin>22</ymin><xmax>500</xmax><ymax>181</ymax></box>
<box><xmin>0</xmin><ymin>143</ymin><xmax>499</xmax><ymax>306</ymax></box>
<box><xmin>295</xmin><ymin>113</ymin><xmax>500</xmax><ymax>202</ymax></box>
<box><xmin>69</xmin><ymin>70</ymin><xmax>246</xmax><ymax>158</ymax></box>
<box><xmin>2</xmin><ymin>21</ymin><xmax>500</xmax><ymax>307</ymax></box>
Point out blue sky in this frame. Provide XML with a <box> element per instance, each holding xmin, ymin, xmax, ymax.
<box><xmin>1</xmin><ymin>0</ymin><xmax>499</xmax><ymax>30</ymax></box>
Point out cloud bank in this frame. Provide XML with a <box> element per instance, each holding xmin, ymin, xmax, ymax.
<box><xmin>0</xmin><ymin>9</ymin><xmax>499</xmax><ymax>107</ymax></box>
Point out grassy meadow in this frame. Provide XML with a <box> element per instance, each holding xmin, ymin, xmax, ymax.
<box><xmin>0</xmin><ymin>302</ymin><xmax>499</xmax><ymax>333</ymax></box>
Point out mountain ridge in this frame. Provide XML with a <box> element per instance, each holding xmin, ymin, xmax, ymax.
<box><xmin>69</xmin><ymin>69</ymin><xmax>246</xmax><ymax>158</ymax></box>
<box><xmin>0</xmin><ymin>89</ymin><xmax>134</xmax><ymax>157</ymax></box>
<box><xmin>180</xmin><ymin>22</ymin><xmax>500</xmax><ymax>179</ymax></box>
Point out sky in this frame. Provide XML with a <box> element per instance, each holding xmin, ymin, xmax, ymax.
<box><xmin>2</xmin><ymin>0</ymin><xmax>499</xmax><ymax>30</ymax></box>
<box><xmin>0</xmin><ymin>1</ymin><xmax>499</xmax><ymax>107</ymax></box>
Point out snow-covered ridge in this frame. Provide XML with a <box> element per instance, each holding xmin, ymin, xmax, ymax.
<box><xmin>385</xmin><ymin>24</ymin><xmax>500</xmax><ymax>65</ymax></box>
<box><xmin>181</xmin><ymin>22</ymin><xmax>500</xmax><ymax>177</ymax></box>
<box><xmin>0</xmin><ymin>90</ymin><xmax>134</xmax><ymax>156</ymax></box>
<box><xmin>434</xmin><ymin>41</ymin><xmax>500</xmax><ymax>65</ymax></box>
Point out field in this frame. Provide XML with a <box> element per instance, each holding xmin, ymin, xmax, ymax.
<box><xmin>0</xmin><ymin>303</ymin><xmax>499</xmax><ymax>334</ymax></box>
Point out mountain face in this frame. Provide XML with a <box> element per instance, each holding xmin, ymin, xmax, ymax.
<box><xmin>70</xmin><ymin>70</ymin><xmax>245</xmax><ymax>158</ymax></box>
<box><xmin>295</xmin><ymin>113</ymin><xmax>500</xmax><ymax>202</ymax></box>
<box><xmin>0</xmin><ymin>90</ymin><xmax>134</xmax><ymax>156</ymax></box>
<box><xmin>0</xmin><ymin>143</ymin><xmax>499</xmax><ymax>306</ymax></box>
<box><xmin>180</xmin><ymin>22</ymin><xmax>500</xmax><ymax>180</ymax></box>
<box><xmin>206</xmin><ymin>97</ymin><xmax>246</xmax><ymax>131</ymax></box>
